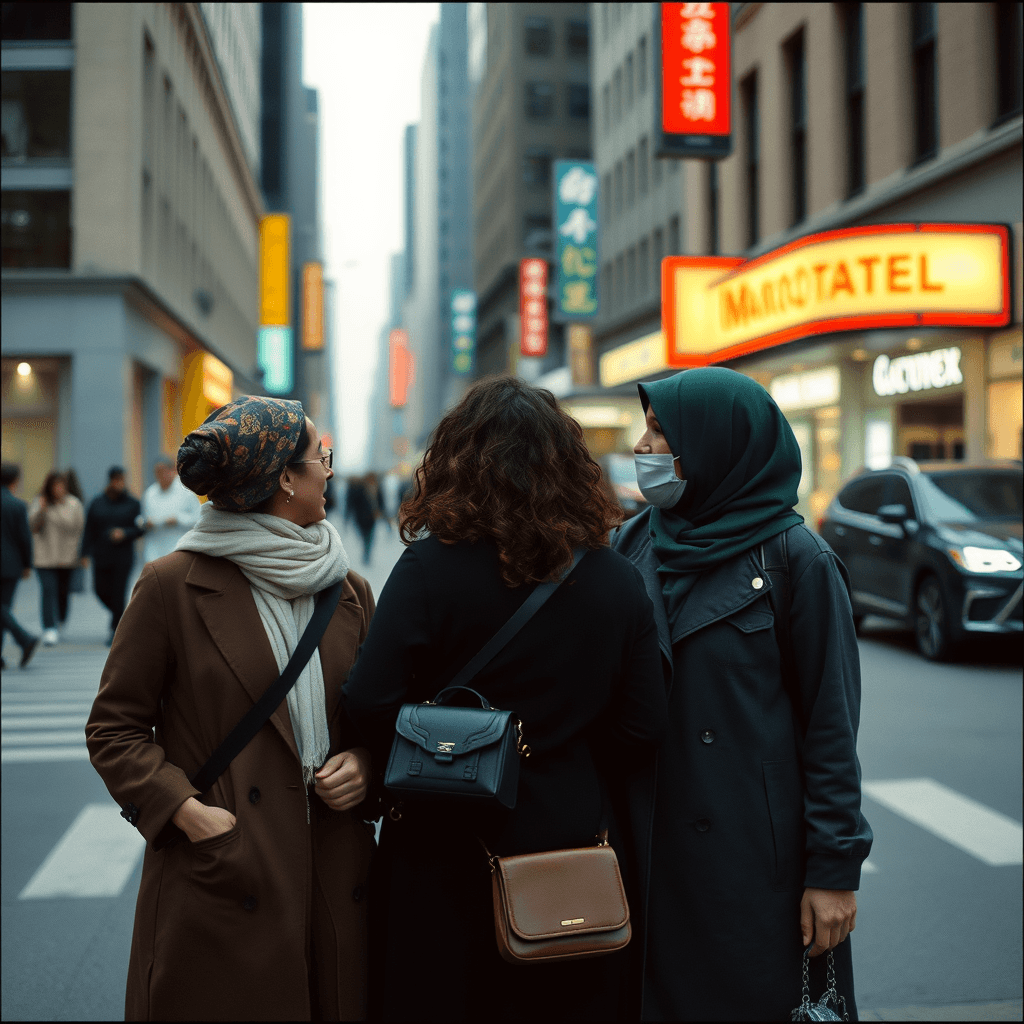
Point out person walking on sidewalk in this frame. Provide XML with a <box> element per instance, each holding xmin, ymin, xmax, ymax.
<box><xmin>1</xmin><ymin>463</ymin><xmax>39</xmax><ymax>669</ymax></box>
<box><xmin>140</xmin><ymin>455</ymin><xmax>200</xmax><ymax>564</ymax></box>
<box><xmin>29</xmin><ymin>470</ymin><xmax>85</xmax><ymax>646</ymax></box>
<box><xmin>87</xmin><ymin>396</ymin><xmax>375</xmax><ymax>1021</ymax></box>
<box><xmin>346</xmin><ymin>474</ymin><xmax>380</xmax><ymax>566</ymax></box>
<box><xmin>81</xmin><ymin>467</ymin><xmax>143</xmax><ymax>644</ymax></box>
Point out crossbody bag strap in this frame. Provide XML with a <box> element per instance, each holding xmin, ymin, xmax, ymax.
<box><xmin>447</xmin><ymin>548</ymin><xmax>587</xmax><ymax>692</ymax></box>
<box><xmin>189</xmin><ymin>577</ymin><xmax>345</xmax><ymax>795</ymax></box>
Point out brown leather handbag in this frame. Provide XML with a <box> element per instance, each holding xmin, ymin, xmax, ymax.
<box><xmin>481</xmin><ymin>824</ymin><xmax>631</xmax><ymax>964</ymax></box>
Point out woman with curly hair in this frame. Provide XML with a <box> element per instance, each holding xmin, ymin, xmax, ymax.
<box><xmin>343</xmin><ymin>376</ymin><xmax>667</xmax><ymax>1021</ymax></box>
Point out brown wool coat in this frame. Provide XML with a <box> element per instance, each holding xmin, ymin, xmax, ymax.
<box><xmin>86</xmin><ymin>551</ymin><xmax>377</xmax><ymax>1022</ymax></box>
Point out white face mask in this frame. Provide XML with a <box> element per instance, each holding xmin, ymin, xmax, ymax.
<box><xmin>634</xmin><ymin>453</ymin><xmax>687</xmax><ymax>509</ymax></box>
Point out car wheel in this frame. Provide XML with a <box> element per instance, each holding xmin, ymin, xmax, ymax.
<box><xmin>915</xmin><ymin>575</ymin><xmax>951</xmax><ymax>661</ymax></box>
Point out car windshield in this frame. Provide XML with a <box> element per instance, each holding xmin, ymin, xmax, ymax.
<box><xmin>918</xmin><ymin>469</ymin><xmax>1023</xmax><ymax>522</ymax></box>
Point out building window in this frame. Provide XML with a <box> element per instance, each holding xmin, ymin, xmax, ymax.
<box><xmin>614</xmin><ymin>66</ymin><xmax>623</xmax><ymax>122</ymax></box>
<box><xmin>911</xmin><ymin>4</ymin><xmax>938</xmax><ymax>163</ymax></box>
<box><xmin>602</xmin><ymin>261</ymin><xmax>612</xmax><ymax>312</ymax></box>
<box><xmin>653</xmin><ymin>227</ymin><xmax>664</xmax><ymax>273</ymax></box>
<box><xmin>0</xmin><ymin>70</ymin><xmax>72</xmax><ymax>161</ymax></box>
<box><xmin>524</xmin><ymin>16</ymin><xmax>553</xmax><ymax>56</ymax></box>
<box><xmin>523</xmin><ymin>148</ymin><xmax>552</xmax><ymax>186</ymax></box>
<box><xmin>627</xmin><ymin>246</ymin><xmax>637</xmax><ymax>301</ymax></box>
<box><xmin>741</xmin><ymin>72</ymin><xmax>759</xmax><ymax>247</ymax></box>
<box><xmin>602</xmin><ymin>82</ymin><xmax>611</xmax><ymax>134</ymax></box>
<box><xmin>523</xmin><ymin>213</ymin><xmax>552</xmax><ymax>251</ymax></box>
<box><xmin>1</xmin><ymin>189</ymin><xmax>71</xmax><ymax>268</ymax></box>
<box><xmin>994</xmin><ymin>2</ymin><xmax>1023</xmax><ymax>122</ymax></box>
<box><xmin>707</xmin><ymin>162</ymin><xmax>719</xmax><ymax>255</ymax></box>
<box><xmin>639</xmin><ymin>236</ymin><xmax>650</xmax><ymax>294</ymax></box>
<box><xmin>566</xmin><ymin>19</ymin><xmax>589</xmax><ymax>59</ymax></box>
<box><xmin>638</xmin><ymin>36</ymin><xmax>648</xmax><ymax>95</ymax></box>
<box><xmin>525</xmin><ymin>82</ymin><xmax>555</xmax><ymax>119</ymax></box>
<box><xmin>615</xmin><ymin>252</ymin><xmax>625</xmax><ymax>311</ymax></box>
<box><xmin>638</xmin><ymin>136</ymin><xmax>649</xmax><ymax>195</ymax></box>
<box><xmin>626</xmin><ymin>52</ymin><xmax>635</xmax><ymax>109</ymax></box>
<box><xmin>626</xmin><ymin>149</ymin><xmax>636</xmax><ymax>207</ymax></box>
<box><xmin>567</xmin><ymin>83</ymin><xmax>590</xmax><ymax>120</ymax></box>
<box><xmin>668</xmin><ymin>215</ymin><xmax>680</xmax><ymax>256</ymax></box>
<box><xmin>614</xmin><ymin>160</ymin><xmax>624</xmax><ymax>216</ymax></box>
<box><xmin>786</xmin><ymin>30</ymin><xmax>807</xmax><ymax>226</ymax></box>
<box><xmin>0</xmin><ymin>2</ymin><xmax>71</xmax><ymax>40</ymax></box>
<box><xmin>602</xmin><ymin>171</ymin><xmax>612</xmax><ymax>224</ymax></box>
<box><xmin>653</xmin><ymin>150</ymin><xmax>663</xmax><ymax>186</ymax></box>
<box><xmin>844</xmin><ymin>3</ymin><xmax>866</xmax><ymax>197</ymax></box>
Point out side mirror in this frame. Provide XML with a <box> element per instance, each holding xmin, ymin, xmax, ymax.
<box><xmin>877</xmin><ymin>503</ymin><xmax>909</xmax><ymax>525</ymax></box>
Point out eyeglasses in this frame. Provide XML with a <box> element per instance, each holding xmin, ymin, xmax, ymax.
<box><xmin>290</xmin><ymin>448</ymin><xmax>333</xmax><ymax>470</ymax></box>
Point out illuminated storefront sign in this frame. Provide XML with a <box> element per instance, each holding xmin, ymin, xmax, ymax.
<box><xmin>554</xmin><ymin>161</ymin><xmax>599</xmax><ymax>317</ymax></box>
<box><xmin>301</xmin><ymin>262</ymin><xmax>324</xmax><ymax>350</ymax></box>
<box><xmin>600</xmin><ymin>330</ymin><xmax>669</xmax><ymax>388</ymax></box>
<box><xmin>520</xmin><ymin>258</ymin><xmax>549</xmax><ymax>356</ymax></box>
<box><xmin>662</xmin><ymin>224</ymin><xmax>1011</xmax><ymax>367</ymax></box>
<box><xmin>389</xmin><ymin>329</ymin><xmax>415</xmax><ymax>408</ymax></box>
<box><xmin>770</xmin><ymin>366</ymin><xmax>840</xmax><ymax>412</ymax></box>
<box><xmin>568</xmin><ymin>324</ymin><xmax>596</xmax><ymax>386</ymax></box>
<box><xmin>201</xmin><ymin>352</ymin><xmax>233</xmax><ymax>407</ymax></box>
<box><xmin>451</xmin><ymin>290</ymin><xmax>476</xmax><ymax>375</ymax></box>
<box><xmin>657</xmin><ymin>2</ymin><xmax>732</xmax><ymax>160</ymax></box>
<box><xmin>872</xmin><ymin>347</ymin><xmax>963</xmax><ymax>397</ymax></box>
<box><xmin>258</xmin><ymin>326</ymin><xmax>293</xmax><ymax>394</ymax></box>
<box><xmin>259</xmin><ymin>214</ymin><xmax>290</xmax><ymax>327</ymax></box>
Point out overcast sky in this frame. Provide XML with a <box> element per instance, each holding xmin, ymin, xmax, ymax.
<box><xmin>303</xmin><ymin>3</ymin><xmax>440</xmax><ymax>472</ymax></box>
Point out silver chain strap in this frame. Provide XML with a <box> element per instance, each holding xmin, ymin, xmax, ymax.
<box><xmin>790</xmin><ymin>950</ymin><xmax>849</xmax><ymax>1022</ymax></box>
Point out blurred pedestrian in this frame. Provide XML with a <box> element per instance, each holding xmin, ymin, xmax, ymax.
<box><xmin>380</xmin><ymin>470</ymin><xmax>401</xmax><ymax>528</ymax></box>
<box><xmin>87</xmin><ymin>396</ymin><xmax>375</xmax><ymax>1021</ymax></box>
<box><xmin>1</xmin><ymin>463</ymin><xmax>39</xmax><ymax>669</ymax></box>
<box><xmin>29</xmin><ymin>470</ymin><xmax>85</xmax><ymax>646</ymax></box>
<box><xmin>346</xmin><ymin>473</ymin><xmax>380</xmax><ymax>565</ymax></box>
<box><xmin>614</xmin><ymin>368</ymin><xmax>872</xmax><ymax>1021</ymax></box>
<box><xmin>82</xmin><ymin>467</ymin><xmax>143</xmax><ymax>644</ymax></box>
<box><xmin>140</xmin><ymin>455</ymin><xmax>200</xmax><ymax>564</ymax></box>
<box><xmin>63</xmin><ymin>467</ymin><xmax>88</xmax><ymax>596</ymax></box>
<box><xmin>343</xmin><ymin>376</ymin><xmax>667</xmax><ymax>1021</ymax></box>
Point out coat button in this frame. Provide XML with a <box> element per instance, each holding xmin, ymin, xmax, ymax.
<box><xmin>700</xmin><ymin>729</ymin><xmax>715</xmax><ymax>744</ymax></box>
<box><xmin>695</xmin><ymin>818</ymin><xmax>711</xmax><ymax>832</ymax></box>
<box><xmin>243</xmin><ymin>895</ymin><xmax>258</xmax><ymax>912</ymax></box>
<box><xmin>249</xmin><ymin>787</ymin><xmax>261</xmax><ymax>805</ymax></box>
<box><xmin>352</xmin><ymin>884</ymin><xmax>367</xmax><ymax>903</ymax></box>
<box><xmin>752</xmin><ymin>577</ymin><xmax>764</xmax><ymax>589</ymax></box>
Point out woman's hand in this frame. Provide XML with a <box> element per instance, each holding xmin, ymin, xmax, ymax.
<box><xmin>314</xmin><ymin>747</ymin><xmax>371</xmax><ymax>812</ymax></box>
<box><xmin>800</xmin><ymin>888</ymin><xmax>857</xmax><ymax>956</ymax></box>
<box><xmin>172</xmin><ymin>796</ymin><xmax>237</xmax><ymax>843</ymax></box>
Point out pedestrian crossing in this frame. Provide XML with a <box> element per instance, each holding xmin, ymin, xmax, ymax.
<box><xmin>1</xmin><ymin>687</ymin><xmax>96</xmax><ymax>763</ymax></box>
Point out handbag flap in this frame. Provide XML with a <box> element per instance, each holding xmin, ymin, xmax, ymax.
<box><xmin>395</xmin><ymin>703</ymin><xmax>514</xmax><ymax>757</ymax></box>
<box><xmin>495</xmin><ymin>846</ymin><xmax>629</xmax><ymax>941</ymax></box>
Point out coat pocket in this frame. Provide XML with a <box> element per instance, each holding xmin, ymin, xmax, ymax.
<box><xmin>186</xmin><ymin>824</ymin><xmax>253</xmax><ymax>903</ymax></box>
<box><xmin>723</xmin><ymin>604</ymin><xmax>774</xmax><ymax>633</ymax></box>
<box><xmin>762</xmin><ymin>759</ymin><xmax>804</xmax><ymax>892</ymax></box>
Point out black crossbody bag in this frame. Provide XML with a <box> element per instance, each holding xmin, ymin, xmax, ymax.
<box><xmin>384</xmin><ymin>550</ymin><xmax>586</xmax><ymax>813</ymax></box>
<box><xmin>150</xmin><ymin>579</ymin><xmax>344</xmax><ymax>849</ymax></box>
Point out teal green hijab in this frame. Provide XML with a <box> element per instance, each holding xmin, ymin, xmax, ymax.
<box><xmin>638</xmin><ymin>368</ymin><xmax>803</xmax><ymax>618</ymax></box>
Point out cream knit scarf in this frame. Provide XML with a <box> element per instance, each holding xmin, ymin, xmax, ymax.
<box><xmin>176</xmin><ymin>502</ymin><xmax>350</xmax><ymax>787</ymax></box>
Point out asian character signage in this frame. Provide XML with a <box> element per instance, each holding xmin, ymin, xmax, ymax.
<box><xmin>657</xmin><ymin>2</ymin><xmax>732</xmax><ymax>160</ymax></box>
<box><xmin>451</xmin><ymin>290</ymin><xmax>476</xmax><ymax>375</ymax></box>
<box><xmin>519</xmin><ymin>258</ymin><xmax>549</xmax><ymax>356</ymax></box>
<box><xmin>554</xmin><ymin>161</ymin><xmax>599</xmax><ymax>318</ymax></box>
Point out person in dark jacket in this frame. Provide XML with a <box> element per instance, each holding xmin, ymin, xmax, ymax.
<box><xmin>81</xmin><ymin>466</ymin><xmax>143</xmax><ymax>642</ymax></box>
<box><xmin>345</xmin><ymin>473</ymin><xmax>381</xmax><ymax>565</ymax></box>
<box><xmin>1</xmin><ymin>463</ymin><xmax>40</xmax><ymax>669</ymax></box>
<box><xmin>613</xmin><ymin>368</ymin><xmax>872</xmax><ymax>1022</ymax></box>
<box><xmin>343</xmin><ymin>376</ymin><xmax>667</xmax><ymax>1022</ymax></box>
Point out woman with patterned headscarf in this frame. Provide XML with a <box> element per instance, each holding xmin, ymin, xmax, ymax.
<box><xmin>87</xmin><ymin>396</ymin><xmax>377</xmax><ymax>1021</ymax></box>
<box><xmin>614</xmin><ymin>368</ymin><xmax>873</xmax><ymax>1021</ymax></box>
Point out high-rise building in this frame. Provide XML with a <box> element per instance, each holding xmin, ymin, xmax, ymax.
<box><xmin>2</xmin><ymin>2</ymin><xmax>264</xmax><ymax>500</ymax></box>
<box><xmin>367</xmin><ymin>253</ymin><xmax>408</xmax><ymax>473</ymax></box>
<box><xmin>470</xmin><ymin>3</ymin><xmax>592</xmax><ymax>383</ymax></box>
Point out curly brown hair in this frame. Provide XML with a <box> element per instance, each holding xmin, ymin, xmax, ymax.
<box><xmin>400</xmin><ymin>376</ymin><xmax>622</xmax><ymax>587</ymax></box>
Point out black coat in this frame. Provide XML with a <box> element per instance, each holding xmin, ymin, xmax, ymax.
<box><xmin>1</xmin><ymin>487</ymin><xmax>33</xmax><ymax>580</ymax></box>
<box><xmin>613</xmin><ymin>512</ymin><xmax>872</xmax><ymax>1021</ymax></box>
<box><xmin>81</xmin><ymin>490</ymin><xmax>143</xmax><ymax>569</ymax></box>
<box><xmin>343</xmin><ymin>536</ymin><xmax>667</xmax><ymax>1021</ymax></box>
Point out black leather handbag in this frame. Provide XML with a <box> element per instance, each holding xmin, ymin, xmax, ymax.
<box><xmin>383</xmin><ymin>550</ymin><xmax>586</xmax><ymax>810</ymax></box>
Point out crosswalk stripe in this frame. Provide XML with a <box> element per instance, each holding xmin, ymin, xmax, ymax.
<box><xmin>1</xmin><ymin>691</ymin><xmax>99</xmax><ymax>702</ymax></box>
<box><xmin>863</xmin><ymin>778</ymin><xmax>1023</xmax><ymax>867</ymax></box>
<box><xmin>19</xmin><ymin>803</ymin><xmax>145</xmax><ymax>899</ymax></box>
<box><xmin>2</xmin><ymin>730</ymin><xmax>85</xmax><ymax>746</ymax></box>
<box><xmin>2</xmin><ymin>715</ymin><xmax>88</xmax><ymax>729</ymax></box>
<box><xmin>2</xmin><ymin>747</ymin><xmax>92</xmax><ymax>763</ymax></box>
<box><xmin>1</xmin><ymin>702</ymin><xmax>94</xmax><ymax>714</ymax></box>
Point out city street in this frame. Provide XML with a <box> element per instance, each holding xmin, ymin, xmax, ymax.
<box><xmin>1</xmin><ymin>526</ymin><xmax>1020</xmax><ymax>1022</ymax></box>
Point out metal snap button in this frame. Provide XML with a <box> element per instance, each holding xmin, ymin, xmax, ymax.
<box><xmin>752</xmin><ymin>577</ymin><xmax>764</xmax><ymax>589</ymax></box>
<box><xmin>695</xmin><ymin>818</ymin><xmax>711</xmax><ymax>832</ymax></box>
<box><xmin>700</xmin><ymin>729</ymin><xmax>715</xmax><ymax>744</ymax></box>
<box><xmin>249</xmin><ymin>787</ymin><xmax>261</xmax><ymax>805</ymax></box>
<box><xmin>242</xmin><ymin>895</ymin><xmax>258</xmax><ymax>912</ymax></box>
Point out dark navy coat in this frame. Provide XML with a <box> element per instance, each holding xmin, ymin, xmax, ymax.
<box><xmin>613</xmin><ymin>511</ymin><xmax>872</xmax><ymax>1021</ymax></box>
<box><xmin>1</xmin><ymin>486</ymin><xmax>33</xmax><ymax>580</ymax></box>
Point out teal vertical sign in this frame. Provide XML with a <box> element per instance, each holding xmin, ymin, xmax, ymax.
<box><xmin>554</xmin><ymin>160</ymin><xmax>599</xmax><ymax>317</ymax></box>
<box><xmin>451</xmin><ymin>289</ymin><xmax>476</xmax><ymax>375</ymax></box>
<box><xmin>258</xmin><ymin>325</ymin><xmax>294</xmax><ymax>394</ymax></box>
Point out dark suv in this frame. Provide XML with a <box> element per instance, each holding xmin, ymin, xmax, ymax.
<box><xmin>820</xmin><ymin>459</ymin><xmax>1023</xmax><ymax>660</ymax></box>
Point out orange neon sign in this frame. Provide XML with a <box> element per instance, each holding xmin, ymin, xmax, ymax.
<box><xmin>661</xmin><ymin>223</ymin><xmax>1011</xmax><ymax>367</ymax></box>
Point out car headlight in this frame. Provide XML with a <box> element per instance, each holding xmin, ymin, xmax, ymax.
<box><xmin>946</xmin><ymin>546</ymin><xmax>1022</xmax><ymax>573</ymax></box>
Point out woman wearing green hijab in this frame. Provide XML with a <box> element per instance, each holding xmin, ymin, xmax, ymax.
<box><xmin>613</xmin><ymin>367</ymin><xmax>872</xmax><ymax>1021</ymax></box>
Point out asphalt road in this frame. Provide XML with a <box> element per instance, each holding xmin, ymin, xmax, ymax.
<box><xmin>2</xmin><ymin>521</ymin><xmax>1021</xmax><ymax>1021</ymax></box>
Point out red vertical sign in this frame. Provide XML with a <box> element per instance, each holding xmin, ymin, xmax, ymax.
<box><xmin>389</xmin><ymin>329</ymin><xmax>415</xmax><ymax>408</ymax></box>
<box><xmin>659</xmin><ymin>3</ymin><xmax>732</xmax><ymax>159</ymax></box>
<box><xmin>519</xmin><ymin>258</ymin><xmax>549</xmax><ymax>356</ymax></box>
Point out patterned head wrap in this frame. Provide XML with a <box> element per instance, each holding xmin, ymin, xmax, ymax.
<box><xmin>177</xmin><ymin>396</ymin><xmax>306</xmax><ymax>512</ymax></box>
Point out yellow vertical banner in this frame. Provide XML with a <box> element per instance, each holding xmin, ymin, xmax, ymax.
<box><xmin>259</xmin><ymin>215</ymin><xmax>290</xmax><ymax>326</ymax></box>
<box><xmin>302</xmin><ymin>262</ymin><xmax>324</xmax><ymax>350</ymax></box>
